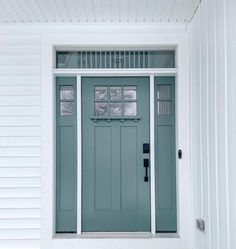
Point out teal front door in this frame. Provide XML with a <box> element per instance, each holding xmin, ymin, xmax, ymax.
<box><xmin>82</xmin><ymin>77</ymin><xmax>150</xmax><ymax>232</ymax></box>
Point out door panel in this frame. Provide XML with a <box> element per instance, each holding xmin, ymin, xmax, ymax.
<box><xmin>120</xmin><ymin>126</ymin><xmax>138</xmax><ymax>211</ymax></box>
<box><xmin>94</xmin><ymin>126</ymin><xmax>112</xmax><ymax>210</ymax></box>
<box><xmin>82</xmin><ymin>77</ymin><xmax>150</xmax><ymax>232</ymax></box>
<box><xmin>155</xmin><ymin>76</ymin><xmax>177</xmax><ymax>232</ymax></box>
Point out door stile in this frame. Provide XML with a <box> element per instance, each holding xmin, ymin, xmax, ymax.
<box><xmin>150</xmin><ymin>75</ymin><xmax>156</xmax><ymax>235</ymax></box>
<box><xmin>77</xmin><ymin>75</ymin><xmax>82</xmax><ymax>234</ymax></box>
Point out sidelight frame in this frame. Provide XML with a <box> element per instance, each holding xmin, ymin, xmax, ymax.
<box><xmin>41</xmin><ymin>28</ymin><xmax>192</xmax><ymax>249</ymax></box>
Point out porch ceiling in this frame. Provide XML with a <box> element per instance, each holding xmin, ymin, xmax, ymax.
<box><xmin>0</xmin><ymin>0</ymin><xmax>200</xmax><ymax>25</ymax></box>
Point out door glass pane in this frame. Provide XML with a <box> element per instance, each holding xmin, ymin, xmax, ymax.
<box><xmin>110</xmin><ymin>102</ymin><xmax>122</xmax><ymax>116</ymax></box>
<box><xmin>60</xmin><ymin>102</ymin><xmax>73</xmax><ymax>116</ymax></box>
<box><xmin>95</xmin><ymin>103</ymin><xmax>109</xmax><ymax>116</ymax></box>
<box><xmin>60</xmin><ymin>86</ymin><xmax>74</xmax><ymax>100</ymax></box>
<box><xmin>157</xmin><ymin>101</ymin><xmax>171</xmax><ymax>115</ymax></box>
<box><xmin>149</xmin><ymin>51</ymin><xmax>175</xmax><ymax>68</ymax></box>
<box><xmin>157</xmin><ymin>85</ymin><xmax>171</xmax><ymax>100</ymax></box>
<box><xmin>124</xmin><ymin>86</ymin><xmax>137</xmax><ymax>100</ymax></box>
<box><xmin>110</xmin><ymin>86</ymin><xmax>122</xmax><ymax>100</ymax></box>
<box><xmin>95</xmin><ymin>87</ymin><xmax>108</xmax><ymax>101</ymax></box>
<box><xmin>124</xmin><ymin>102</ymin><xmax>137</xmax><ymax>116</ymax></box>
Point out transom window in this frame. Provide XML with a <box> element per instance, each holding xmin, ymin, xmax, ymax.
<box><xmin>56</xmin><ymin>50</ymin><xmax>175</xmax><ymax>69</ymax></box>
<box><xmin>94</xmin><ymin>85</ymin><xmax>137</xmax><ymax>116</ymax></box>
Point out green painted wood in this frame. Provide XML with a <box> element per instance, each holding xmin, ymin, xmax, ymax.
<box><xmin>155</xmin><ymin>76</ymin><xmax>177</xmax><ymax>232</ymax></box>
<box><xmin>56</xmin><ymin>77</ymin><xmax>77</xmax><ymax>233</ymax></box>
<box><xmin>82</xmin><ymin>77</ymin><xmax>150</xmax><ymax>232</ymax></box>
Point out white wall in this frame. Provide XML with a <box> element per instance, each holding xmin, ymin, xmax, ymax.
<box><xmin>0</xmin><ymin>35</ymin><xmax>41</xmax><ymax>248</ymax></box>
<box><xmin>189</xmin><ymin>0</ymin><xmax>236</xmax><ymax>249</ymax></box>
<box><xmin>0</xmin><ymin>25</ymin><xmax>191</xmax><ymax>249</ymax></box>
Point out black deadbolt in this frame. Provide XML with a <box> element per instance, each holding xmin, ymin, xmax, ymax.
<box><xmin>143</xmin><ymin>143</ymin><xmax>150</xmax><ymax>154</ymax></box>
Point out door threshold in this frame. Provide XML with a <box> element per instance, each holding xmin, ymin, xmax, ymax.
<box><xmin>54</xmin><ymin>232</ymin><xmax>179</xmax><ymax>239</ymax></box>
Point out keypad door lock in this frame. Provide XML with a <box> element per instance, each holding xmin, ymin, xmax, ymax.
<box><xmin>143</xmin><ymin>143</ymin><xmax>150</xmax><ymax>154</ymax></box>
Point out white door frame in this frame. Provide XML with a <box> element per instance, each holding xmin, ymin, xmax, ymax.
<box><xmin>41</xmin><ymin>27</ymin><xmax>192</xmax><ymax>249</ymax></box>
<box><xmin>53</xmin><ymin>71</ymin><xmax>176</xmax><ymax>236</ymax></box>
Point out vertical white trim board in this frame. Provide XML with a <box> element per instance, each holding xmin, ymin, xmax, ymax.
<box><xmin>149</xmin><ymin>74</ymin><xmax>156</xmax><ymax>235</ymax></box>
<box><xmin>77</xmin><ymin>75</ymin><xmax>82</xmax><ymax>235</ymax></box>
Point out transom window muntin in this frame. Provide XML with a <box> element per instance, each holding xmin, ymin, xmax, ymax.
<box><xmin>94</xmin><ymin>85</ymin><xmax>137</xmax><ymax>116</ymax></box>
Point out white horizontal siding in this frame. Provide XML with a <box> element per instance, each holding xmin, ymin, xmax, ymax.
<box><xmin>0</xmin><ymin>157</ymin><xmax>40</xmax><ymax>167</ymax></box>
<box><xmin>190</xmin><ymin>0</ymin><xmax>235</xmax><ymax>249</ymax></box>
<box><xmin>0</xmin><ymin>229</ymin><xmax>40</xmax><ymax>240</ymax></box>
<box><xmin>0</xmin><ymin>137</ymin><xmax>40</xmax><ymax>147</ymax></box>
<box><xmin>0</xmin><ymin>35</ymin><xmax>40</xmax><ymax>248</ymax></box>
<box><xmin>0</xmin><ymin>189</ymin><xmax>40</xmax><ymax>198</ymax></box>
<box><xmin>0</xmin><ymin>65</ymin><xmax>40</xmax><ymax>76</ymax></box>
<box><xmin>0</xmin><ymin>46</ymin><xmax>40</xmax><ymax>55</ymax></box>
<box><xmin>0</xmin><ymin>76</ymin><xmax>40</xmax><ymax>85</ymax></box>
<box><xmin>0</xmin><ymin>240</ymin><xmax>39</xmax><ymax>249</ymax></box>
<box><xmin>0</xmin><ymin>219</ymin><xmax>40</xmax><ymax>229</ymax></box>
<box><xmin>0</xmin><ymin>168</ymin><xmax>40</xmax><ymax>177</ymax></box>
<box><xmin>0</xmin><ymin>147</ymin><xmax>40</xmax><ymax>157</ymax></box>
<box><xmin>0</xmin><ymin>117</ymin><xmax>40</xmax><ymax>126</ymax></box>
<box><xmin>0</xmin><ymin>86</ymin><xmax>40</xmax><ymax>96</ymax></box>
<box><xmin>0</xmin><ymin>55</ymin><xmax>40</xmax><ymax>66</ymax></box>
<box><xmin>0</xmin><ymin>178</ymin><xmax>40</xmax><ymax>188</ymax></box>
<box><xmin>0</xmin><ymin>127</ymin><xmax>40</xmax><ymax>136</ymax></box>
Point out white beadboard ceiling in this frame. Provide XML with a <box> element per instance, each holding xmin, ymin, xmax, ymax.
<box><xmin>0</xmin><ymin>0</ymin><xmax>200</xmax><ymax>24</ymax></box>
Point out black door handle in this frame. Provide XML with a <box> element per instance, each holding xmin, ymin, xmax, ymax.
<box><xmin>143</xmin><ymin>159</ymin><xmax>149</xmax><ymax>182</ymax></box>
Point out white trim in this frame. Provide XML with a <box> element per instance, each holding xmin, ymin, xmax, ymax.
<box><xmin>149</xmin><ymin>75</ymin><xmax>156</xmax><ymax>235</ymax></box>
<box><xmin>41</xmin><ymin>31</ymin><xmax>192</xmax><ymax>249</ymax></box>
<box><xmin>53</xmin><ymin>68</ymin><xmax>178</xmax><ymax>76</ymax></box>
<box><xmin>77</xmin><ymin>75</ymin><xmax>82</xmax><ymax>235</ymax></box>
<box><xmin>0</xmin><ymin>24</ymin><xmax>187</xmax><ymax>33</ymax></box>
<box><xmin>54</xmin><ymin>232</ymin><xmax>179</xmax><ymax>239</ymax></box>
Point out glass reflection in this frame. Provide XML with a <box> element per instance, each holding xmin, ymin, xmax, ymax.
<box><xmin>157</xmin><ymin>101</ymin><xmax>171</xmax><ymax>115</ymax></box>
<box><xmin>60</xmin><ymin>86</ymin><xmax>74</xmax><ymax>100</ymax></box>
<box><xmin>95</xmin><ymin>103</ymin><xmax>109</xmax><ymax>116</ymax></box>
<box><xmin>124</xmin><ymin>86</ymin><xmax>137</xmax><ymax>100</ymax></box>
<box><xmin>110</xmin><ymin>86</ymin><xmax>122</xmax><ymax>100</ymax></box>
<box><xmin>110</xmin><ymin>102</ymin><xmax>122</xmax><ymax>116</ymax></box>
<box><xmin>157</xmin><ymin>85</ymin><xmax>171</xmax><ymax>100</ymax></box>
<box><xmin>124</xmin><ymin>102</ymin><xmax>137</xmax><ymax>116</ymax></box>
<box><xmin>95</xmin><ymin>87</ymin><xmax>108</xmax><ymax>101</ymax></box>
<box><xmin>60</xmin><ymin>102</ymin><xmax>73</xmax><ymax>116</ymax></box>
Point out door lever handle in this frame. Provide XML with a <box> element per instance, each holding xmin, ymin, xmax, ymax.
<box><xmin>143</xmin><ymin>159</ymin><xmax>149</xmax><ymax>182</ymax></box>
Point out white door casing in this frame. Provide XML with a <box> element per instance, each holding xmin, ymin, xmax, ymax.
<box><xmin>41</xmin><ymin>26</ymin><xmax>192</xmax><ymax>249</ymax></box>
